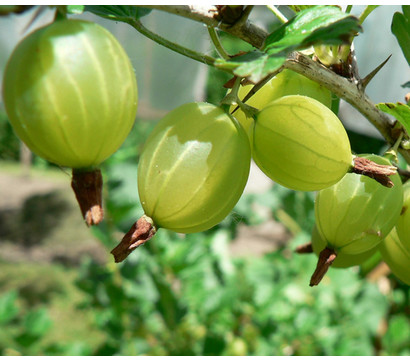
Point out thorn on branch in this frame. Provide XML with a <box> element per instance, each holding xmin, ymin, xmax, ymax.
<box><xmin>359</xmin><ymin>54</ymin><xmax>392</xmax><ymax>90</ymax></box>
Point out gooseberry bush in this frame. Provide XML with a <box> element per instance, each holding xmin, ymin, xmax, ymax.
<box><xmin>2</xmin><ymin>4</ymin><xmax>410</xmax><ymax>291</ymax></box>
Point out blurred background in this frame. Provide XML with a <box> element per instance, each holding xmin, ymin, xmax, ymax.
<box><xmin>0</xmin><ymin>5</ymin><xmax>408</xmax><ymax>356</ymax></box>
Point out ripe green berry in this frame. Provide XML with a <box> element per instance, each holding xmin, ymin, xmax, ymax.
<box><xmin>231</xmin><ymin>69</ymin><xmax>332</xmax><ymax>144</ymax></box>
<box><xmin>315</xmin><ymin>154</ymin><xmax>403</xmax><ymax>255</ymax></box>
<box><xmin>379</xmin><ymin>228</ymin><xmax>410</xmax><ymax>285</ymax></box>
<box><xmin>252</xmin><ymin>95</ymin><xmax>352</xmax><ymax>191</ymax></box>
<box><xmin>311</xmin><ymin>224</ymin><xmax>377</xmax><ymax>268</ymax></box>
<box><xmin>3</xmin><ymin>19</ymin><xmax>138</xmax><ymax>169</ymax></box>
<box><xmin>138</xmin><ymin>102</ymin><xmax>251</xmax><ymax>233</ymax></box>
<box><xmin>396</xmin><ymin>181</ymin><xmax>410</xmax><ymax>252</ymax></box>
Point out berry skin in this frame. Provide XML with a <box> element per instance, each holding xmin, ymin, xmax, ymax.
<box><xmin>396</xmin><ymin>181</ymin><xmax>410</xmax><ymax>252</ymax></box>
<box><xmin>137</xmin><ymin>102</ymin><xmax>251</xmax><ymax>233</ymax></box>
<box><xmin>379</xmin><ymin>228</ymin><xmax>410</xmax><ymax>285</ymax></box>
<box><xmin>252</xmin><ymin>95</ymin><xmax>352</xmax><ymax>191</ymax></box>
<box><xmin>3</xmin><ymin>19</ymin><xmax>138</xmax><ymax>169</ymax></box>
<box><xmin>315</xmin><ymin>154</ymin><xmax>403</xmax><ymax>255</ymax></box>
<box><xmin>231</xmin><ymin>69</ymin><xmax>332</xmax><ymax>143</ymax></box>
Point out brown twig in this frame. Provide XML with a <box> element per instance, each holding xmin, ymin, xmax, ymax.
<box><xmin>141</xmin><ymin>5</ymin><xmax>267</xmax><ymax>49</ymax></box>
<box><xmin>352</xmin><ymin>156</ymin><xmax>397</xmax><ymax>187</ymax></box>
<box><xmin>71</xmin><ymin>168</ymin><xmax>104</xmax><ymax>226</ymax></box>
<box><xmin>111</xmin><ymin>215</ymin><xmax>157</xmax><ymax>263</ymax></box>
<box><xmin>310</xmin><ymin>247</ymin><xmax>337</xmax><ymax>286</ymax></box>
<box><xmin>295</xmin><ymin>242</ymin><xmax>314</xmax><ymax>254</ymax></box>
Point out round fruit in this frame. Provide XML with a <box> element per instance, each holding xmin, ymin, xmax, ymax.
<box><xmin>314</xmin><ymin>44</ymin><xmax>351</xmax><ymax>67</ymax></box>
<box><xmin>3</xmin><ymin>19</ymin><xmax>138</xmax><ymax>169</ymax></box>
<box><xmin>315</xmin><ymin>154</ymin><xmax>403</xmax><ymax>255</ymax></box>
<box><xmin>230</xmin><ymin>69</ymin><xmax>332</xmax><ymax>143</ymax></box>
<box><xmin>252</xmin><ymin>95</ymin><xmax>352</xmax><ymax>191</ymax></box>
<box><xmin>379</xmin><ymin>228</ymin><xmax>410</xmax><ymax>285</ymax></box>
<box><xmin>311</xmin><ymin>224</ymin><xmax>377</xmax><ymax>268</ymax></box>
<box><xmin>137</xmin><ymin>102</ymin><xmax>251</xmax><ymax>233</ymax></box>
<box><xmin>396</xmin><ymin>181</ymin><xmax>410</xmax><ymax>252</ymax></box>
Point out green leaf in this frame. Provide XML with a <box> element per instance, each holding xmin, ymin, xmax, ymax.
<box><xmin>392</xmin><ymin>5</ymin><xmax>410</xmax><ymax>65</ymax></box>
<box><xmin>265</xmin><ymin>6</ymin><xmax>361</xmax><ymax>51</ymax></box>
<box><xmin>376</xmin><ymin>102</ymin><xmax>410</xmax><ymax>136</ymax></box>
<box><xmin>383</xmin><ymin>314</ymin><xmax>410</xmax><ymax>354</ymax></box>
<box><xmin>0</xmin><ymin>291</ymin><xmax>19</xmax><ymax>324</ymax></box>
<box><xmin>24</xmin><ymin>308</ymin><xmax>52</xmax><ymax>337</ymax></box>
<box><xmin>149</xmin><ymin>267</ymin><xmax>186</xmax><ymax>330</ymax></box>
<box><xmin>85</xmin><ymin>5</ymin><xmax>151</xmax><ymax>22</ymax></box>
<box><xmin>216</xmin><ymin>50</ymin><xmax>285</xmax><ymax>83</ymax></box>
<box><xmin>66</xmin><ymin>5</ymin><xmax>84</xmax><ymax>15</ymax></box>
<box><xmin>358</xmin><ymin>5</ymin><xmax>379</xmax><ymax>24</ymax></box>
<box><xmin>217</xmin><ymin>5</ymin><xmax>361</xmax><ymax>83</ymax></box>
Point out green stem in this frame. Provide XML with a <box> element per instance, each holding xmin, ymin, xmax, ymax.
<box><xmin>345</xmin><ymin>5</ymin><xmax>353</xmax><ymax>13</ymax></box>
<box><xmin>266</xmin><ymin>5</ymin><xmax>288</xmax><ymax>24</ymax></box>
<box><xmin>219</xmin><ymin>76</ymin><xmax>242</xmax><ymax>113</ymax></box>
<box><xmin>230</xmin><ymin>76</ymin><xmax>242</xmax><ymax>100</ymax></box>
<box><xmin>384</xmin><ymin>131</ymin><xmax>404</xmax><ymax>163</ymax></box>
<box><xmin>358</xmin><ymin>5</ymin><xmax>379</xmax><ymax>24</ymax></box>
<box><xmin>207</xmin><ymin>26</ymin><xmax>230</xmax><ymax>60</ymax></box>
<box><xmin>220</xmin><ymin>77</ymin><xmax>259</xmax><ymax>119</ymax></box>
<box><xmin>392</xmin><ymin>132</ymin><xmax>404</xmax><ymax>153</ymax></box>
<box><xmin>126</xmin><ymin>18</ymin><xmax>218</xmax><ymax>68</ymax></box>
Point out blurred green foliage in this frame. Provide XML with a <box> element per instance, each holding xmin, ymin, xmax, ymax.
<box><xmin>0</xmin><ymin>55</ymin><xmax>409</xmax><ymax>356</ymax></box>
<box><xmin>0</xmin><ymin>111</ymin><xmax>409</xmax><ymax>356</ymax></box>
<box><xmin>2</xmin><ymin>162</ymin><xmax>409</xmax><ymax>355</ymax></box>
<box><xmin>0</xmin><ymin>109</ymin><xmax>19</xmax><ymax>161</ymax></box>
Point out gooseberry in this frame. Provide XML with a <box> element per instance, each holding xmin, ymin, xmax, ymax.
<box><xmin>2</xmin><ymin>19</ymin><xmax>138</xmax><ymax>225</ymax></box>
<box><xmin>111</xmin><ymin>102</ymin><xmax>251</xmax><ymax>262</ymax></box>
<box><xmin>315</xmin><ymin>154</ymin><xmax>403</xmax><ymax>255</ymax></box>
<box><xmin>379</xmin><ymin>228</ymin><xmax>410</xmax><ymax>285</ymax></box>
<box><xmin>230</xmin><ymin>69</ymin><xmax>332</xmax><ymax>144</ymax></box>
<box><xmin>3</xmin><ymin>18</ymin><xmax>137</xmax><ymax>168</ymax></box>
<box><xmin>252</xmin><ymin>95</ymin><xmax>352</xmax><ymax>191</ymax></box>
<box><xmin>310</xmin><ymin>154</ymin><xmax>403</xmax><ymax>286</ymax></box>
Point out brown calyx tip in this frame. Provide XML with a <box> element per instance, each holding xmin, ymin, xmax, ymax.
<box><xmin>309</xmin><ymin>247</ymin><xmax>337</xmax><ymax>287</ymax></box>
<box><xmin>295</xmin><ymin>242</ymin><xmax>314</xmax><ymax>254</ymax></box>
<box><xmin>71</xmin><ymin>168</ymin><xmax>104</xmax><ymax>226</ymax></box>
<box><xmin>352</xmin><ymin>156</ymin><xmax>397</xmax><ymax>188</ymax></box>
<box><xmin>110</xmin><ymin>215</ymin><xmax>156</xmax><ymax>263</ymax></box>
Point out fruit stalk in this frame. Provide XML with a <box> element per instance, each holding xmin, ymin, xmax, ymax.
<box><xmin>111</xmin><ymin>215</ymin><xmax>157</xmax><ymax>263</ymax></box>
<box><xmin>352</xmin><ymin>156</ymin><xmax>397</xmax><ymax>187</ymax></box>
<box><xmin>309</xmin><ymin>247</ymin><xmax>337</xmax><ymax>286</ymax></box>
<box><xmin>295</xmin><ymin>242</ymin><xmax>314</xmax><ymax>254</ymax></box>
<box><xmin>71</xmin><ymin>168</ymin><xmax>104</xmax><ymax>226</ymax></box>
